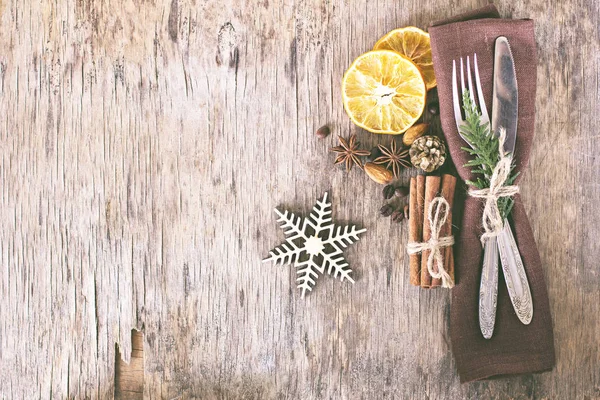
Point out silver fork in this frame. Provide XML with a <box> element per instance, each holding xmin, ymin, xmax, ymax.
<box><xmin>452</xmin><ymin>55</ymin><xmax>499</xmax><ymax>340</ymax></box>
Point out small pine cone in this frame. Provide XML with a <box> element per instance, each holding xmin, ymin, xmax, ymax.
<box><xmin>395</xmin><ymin>186</ymin><xmax>409</xmax><ymax>198</ymax></box>
<box><xmin>391</xmin><ymin>210</ymin><xmax>404</xmax><ymax>223</ymax></box>
<box><xmin>379</xmin><ymin>204</ymin><xmax>394</xmax><ymax>217</ymax></box>
<box><xmin>382</xmin><ymin>185</ymin><xmax>396</xmax><ymax>200</ymax></box>
<box><xmin>409</xmin><ymin>135</ymin><xmax>447</xmax><ymax>173</ymax></box>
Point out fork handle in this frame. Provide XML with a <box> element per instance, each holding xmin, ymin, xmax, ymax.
<box><xmin>479</xmin><ymin>237</ymin><xmax>499</xmax><ymax>339</ymax></box>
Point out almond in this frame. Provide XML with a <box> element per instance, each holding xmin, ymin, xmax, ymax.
<box><xmin>364</xmin><ymin>162</ymin><xmax>393</xmax><ymax>185</ymax></box>
<box><xmin>402</xmin><ymin>123</ymin><xmax>430</xmax><ymax>146</ymax></box>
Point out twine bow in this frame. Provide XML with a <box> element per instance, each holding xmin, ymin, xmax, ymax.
<box><xmin>468</xmin><ymin>128</ymin><xmax>519</xmax><ymax>246</ymax></box>
<box><xmin>407</xmin><ymin>197</ymin><xmax>455</xmax><ymax>288</ymax></box>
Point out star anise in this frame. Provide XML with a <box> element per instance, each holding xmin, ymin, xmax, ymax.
<box><xmin>374</xmin><ymin>140</ymin><xmax>411</xmax><ymax>178</ymax></box>
<box><xmin>330</xmin><ymin>135</ymin><xmax>371</xmax><ymax>171</ymax></box>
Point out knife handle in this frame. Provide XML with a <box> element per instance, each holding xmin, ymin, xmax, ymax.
<box><xmin>497</xmin><ymin>219</ymin><xmax>533</xmax><ymax>325</ymax></box>
<box><xmin>479</xmin><ymin>237</ymin><xmax>499</xmax><ymax>339</ymax></box>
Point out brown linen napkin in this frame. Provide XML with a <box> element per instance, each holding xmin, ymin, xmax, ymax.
<box><xmin>429</xmin><ymin>5</ymin><xmax>556</xmax><ymax>383</ymax></box>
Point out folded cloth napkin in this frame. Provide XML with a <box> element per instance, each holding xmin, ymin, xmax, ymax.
<box><xmin>429</xmin><ymin>4</ymin><xmax>556</xmax><ymax>383</ymax></box>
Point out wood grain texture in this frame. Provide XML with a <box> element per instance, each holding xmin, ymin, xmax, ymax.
<box><xmin>0</xmin><ymin>0</ymin><xmax>598</xmax><ymax>398</ymax></box>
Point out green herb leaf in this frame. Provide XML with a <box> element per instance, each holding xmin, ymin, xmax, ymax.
<box><xmin>461</xmin><ymin>90</ymin><xmax>518</xmax><ymax>219</ymax></box>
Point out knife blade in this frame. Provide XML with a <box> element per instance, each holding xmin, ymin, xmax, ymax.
<box><xmin>491</xmin><ymin>37</ymin><xmax>518</xmax><ymax>154</ymax></box>
<box><xmin>491</xmin><ymin>36</ymin><xmax>534</xmax><ymax>325</ymax></box>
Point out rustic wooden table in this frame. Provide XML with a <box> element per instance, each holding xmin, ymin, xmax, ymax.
<box><xmin>1</xmin><ymin>0</ymin><xmax>599</xmax><ymax>398</ymax></box>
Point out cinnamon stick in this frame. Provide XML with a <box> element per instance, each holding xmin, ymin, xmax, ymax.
<box><xmin>420</xmin><ymin>175</ymin><xmax>442</xmax><ymax>288</ymax></box>
<box><xmin>431</xmin><ymin>174</ymin><xmax>457</xmax><ymax>288</ymax></box>
<box><xmin>408</xmin><ymin>176</ymin><xmax>424</xmax><ymax>286</ymax></box>
<box><xmin>447</xmin><ymin>248</ymin><xmax>455</xmax><ymax>285</ymax></box>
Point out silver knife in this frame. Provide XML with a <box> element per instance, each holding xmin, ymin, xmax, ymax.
<box><xmin>491</xmin><ymin>36</ymin><xmax>534</xmax><ymax>325</ymax></box>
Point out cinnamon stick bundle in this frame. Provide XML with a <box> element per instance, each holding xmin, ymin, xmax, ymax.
<box><xmin>407</xmin><ymin>173</ymin><xmax>457</xmax><ymax>288</ymax></box>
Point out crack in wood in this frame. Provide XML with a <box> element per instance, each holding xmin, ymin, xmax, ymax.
<box><xmin>115</xmin><ymin>329</ymin><xmax>145</xmax><ymax>400</ymax></box>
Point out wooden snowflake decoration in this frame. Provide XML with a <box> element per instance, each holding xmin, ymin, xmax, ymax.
<box><xmin>263</xmin><ymin>192</ymin><xmax>367</xmax><ymax>298</ymax></box>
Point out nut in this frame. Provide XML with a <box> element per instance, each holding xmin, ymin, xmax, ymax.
<box><xmin>428</xmin><ymin>101</ymin><xmax>439</xmax><ymax>115</ymax></box>
<box><xmin>364</xmin><ymin>162</ymin><xmax>393</xmax><ymax>185</ymax></box>
<box><xmin>366</xmin><ymin>146</ymin><xmax>383</xmax><ymax>163</ymax></box>
<box><xmin>391</xmin><ymin>210</ymin><xmax>404</xmax><ymax>223</ymax></box>
<box><xmin>403</xmin><ymin>204</ymin><xmax>410</xmax><ymax>220</ymax></box>
<box><xmin>402</xmin><ymin>123</ymin><xmax>430</xmax><ymax>146</ymax></box>
<box><xmin>395</xmin><ymin>186</ymin><xmax>409</xmax><ymax>198</ymax></box>
<box><xmin>379</xmin><ymin>204</ymin><xmax>394</xmax><ymax>217</ymax></box>
<box><xmin>382</xmin><ymin>184</ymin><xmax>396</xmax><ymax>200</ymax></box>
<box><xmin>316</xmin><ymin>125</ymin><xmax>330</xmax><ymax>139</ymax></box>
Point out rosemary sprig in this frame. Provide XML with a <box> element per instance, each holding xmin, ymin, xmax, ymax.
<box><xmin>459</xmin><ymin>91</ymin><xmax>518</xmax><ymax>220</ymax></box>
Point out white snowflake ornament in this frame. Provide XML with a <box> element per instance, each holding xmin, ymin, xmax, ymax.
<box><xmin>263</xmin><ymin>192</ymin><xmax>367</xmax><ymax>298</ymax></box>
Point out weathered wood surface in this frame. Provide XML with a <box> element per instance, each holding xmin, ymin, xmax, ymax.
<box><xmin>0</xmin><ymin>0</ymin><xmax>598</xmax><ymax>398</ymax></box>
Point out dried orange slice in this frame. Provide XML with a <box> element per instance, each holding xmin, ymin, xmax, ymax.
<box><xmin>342</xmin><ymin>50</ymin><xmax>426</xmax><ymax>135</ymax></box>
<box><xmin>374</xmin><ymin>27</ymin><xmax>436</xmax><ymax>90</ymax></box>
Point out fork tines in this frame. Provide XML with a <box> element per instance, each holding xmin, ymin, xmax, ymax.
<box><xmin>452</xmin><ymin>54</ymin><xmax>490</xmax><ymax>146</ymax></box>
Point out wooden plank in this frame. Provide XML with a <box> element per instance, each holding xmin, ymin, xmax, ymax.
<box><xmin>0</xmin><ymin>0</ymin><xmax>598</xmax><ymax>398</ymax></box>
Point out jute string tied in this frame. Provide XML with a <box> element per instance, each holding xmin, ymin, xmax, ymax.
<box><xmin>468</xmin><ymin>128</ymin><xmax>519</xmax><ymax>246</ymax></box>
<box><xmin>407</xmin><ymin>196</ymin><xmax>455</xmax><ymax>288</ymax></box>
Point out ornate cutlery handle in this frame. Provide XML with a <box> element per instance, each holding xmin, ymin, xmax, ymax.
<box><xmin>497</xmin><ymin>219</ymin><xmax>533</xmax><ymax>325</ymax></box>
<box><xmin>479</xmin><ymin>237</ymin><xmax>499</xmax><ymax>339</ymax></box>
